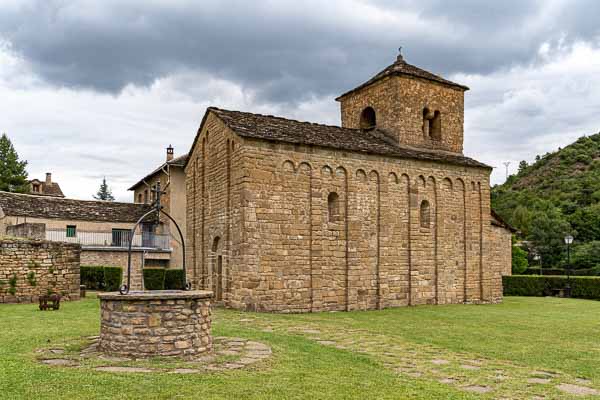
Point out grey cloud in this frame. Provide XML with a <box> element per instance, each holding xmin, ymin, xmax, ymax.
<box><xmin>2</xmin><ymin>0</ymin><xmax>600</xmax><ymax>105</ymax></box>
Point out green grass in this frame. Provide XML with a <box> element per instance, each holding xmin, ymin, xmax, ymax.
<box><xmin>1</xmin><ymin>296</ymin><xmax>600</xmax><ymax>399</ymax></box>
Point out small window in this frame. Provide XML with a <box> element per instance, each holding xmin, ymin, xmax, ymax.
<box><xmin>144</xmin><ymin>189</ymin><xmax>149</xmax><ymax>204</ymax></box>
<box><xmin>137</xmin><ymin>193</ymin><xmax>142</xmax><ymax>203</ymax></box>
<box><xmin>360</xmin><ymin>107</ymin><xmax>376</xmax><ymax>130</ymax></box>
<box><xmin>32</xmin><ymin>184</ymin><xmax>40</xmax><ymax>193</ymax></box>
<box><xmin>422</xmin><ymin>108</ymin><xmax>441</xmax><ymax>140</ymax></box>
<box><xmin>328</xmin><ymin>192</ymin><xmax>340</xmax><ymax>223</ymax></box>
<box><xmin>66</xmin><ymin>225</ymin><xmax>77</xmax><ymax>238</ymax></box>
<box><xmin>420</xmin><ymin>200</ymin><xmax>430</xmax><ymax>228</ymax></box>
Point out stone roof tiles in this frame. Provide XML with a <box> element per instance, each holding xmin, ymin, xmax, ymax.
<box><xmin>208</xmin><ymin>107</ymin><xmax>489</xmax><ymax>169</ymax></box>
<box><xmin>0</xmin><ymin>191</ymin><xmax>152</xmax><ymax>223</ymax></box>
<box><xmin>336</xmin><ymin>54</ymin><xmax>469</xmax><ymax>101</ymax></box>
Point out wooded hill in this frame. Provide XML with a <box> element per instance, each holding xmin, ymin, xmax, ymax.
<box><xmin>492</xmin><ymin>132</ymin><xmax>600</xmax><ymax>269</ymax></box>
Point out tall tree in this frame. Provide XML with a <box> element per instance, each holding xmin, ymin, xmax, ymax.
<box><xmin>93</xmin><ymin>177</ymin><xmax>115</xmax><ymax>201</ymax></box>
<box><xmin>0</xmin><ymin>133</ymin><xmax>29</xmax><ymax>193</ymax></box>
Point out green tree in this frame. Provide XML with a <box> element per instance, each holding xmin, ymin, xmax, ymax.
<box><xmin>518</xmin><ymin>160</ymin><xmax>528</xmax><ymax>175</ymax></box>
<box><xmin>512</xmin><ymin>242</ymin><xmax>529</xmax><ymax>274</ymax></box>
<box><xmin>511</xmin><ymin>205</ymin><xmax>532</xmax><ymax>237</ymax></box>
<box><xmin>571</xmin><ymin>241</ymin><xmax>600</xmax><ymax>269</ymax></box>
<box><xmin>528</xmin><ymin>210</ymin><xmax>571</xmax><ymax>267</ymax></box>
<box><xmin>93</xmin><ymin>177</ymin><xmax>115</xmax><ymax>201</ymax></box>
<box><xmin>0</xmin><ymin>133</ymin><xmax>29</xmax><ymax>193</ymax></box>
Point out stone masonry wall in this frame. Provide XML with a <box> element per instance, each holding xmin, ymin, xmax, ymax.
<box><xmin>185</xmin><ymin>112</ymin><xmax>242</xmax><ymax>305</ymax></box>
<box><xmin>0</xmin><ymin>236</ymin><xmax>81</xmax><ymax>303</ymax></box>
<box><xmin>490</xmin><ymin>224</ymin><xmax>512</xmax><ymax>298</ymax></box>
<box><xmin>339</xmin><ymin>75</ymin><xmax>465</xmax><ymax>154</ymax></box>
<box><xmin>98</xmin><ymin>291</ymin><xmax>212</xmax><ymax>358</ymax></box>
<box><xmin>233</xmin><ymin>138</ymin><xmax>498</xmax><ymax>312</ymax></box>
<box><xmin>185</xmin><ymin>115</ymin><xmax>509</xmax><ymax>313</ymax></box>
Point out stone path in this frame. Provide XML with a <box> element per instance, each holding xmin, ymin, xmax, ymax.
<box><xmin>238</xmin><ymin>319</ymin><xmax>600</xmax><ymax>399</ymax></box>
<box><xmin>37</xmin><ymin>336</ymin><xmax>272</xmax><ymax>374</ymax></box>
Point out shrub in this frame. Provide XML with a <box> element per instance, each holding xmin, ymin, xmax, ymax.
<box><xmin>165</xmin><ymin>269</ymin><xmax>185</xmax><ymax>290</ymax></box>
<box><xmin>104</xmin><ymin>267</ymin><xmax>123</xmax><ymax>292</ymax></box>
<box><xmin>142</xmin><ymin>268</ymin><xmax>186</xmax><ymax>290</ymax></box>
<box><xmin>8</xmin><ymin>274</ymin><xmax>17</xmax><ymax>296</ymax></box>
<box><xmin>522</xmin><ymin>267</ymin><xmax>600</xmax><ymax>276</ymax></box>
<box><xmin>80</xmin><ymin>266</ymin><xmax>104</xmax><ymax>290</ymax></box>
<box><xmin>80</xmin><ymin>266</ymin><xmax>122</xmax><ymax>291</ymax></box>
<box><xmin>26</xmin><ymin>271</ymin><xmax>36</xmax><ymax>287</ymax></box>
<box><xmin>143</xmin><ymin>268</ymin><xmax>166</xmax><ymax>290</ymax></box>
<box><xmin>503</xmin><ymin>275</ymin><xmax>600</xmax><ymax>299</ymax></box>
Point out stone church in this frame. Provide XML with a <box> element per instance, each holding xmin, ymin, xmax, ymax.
<box><xmin>184</xmin><ymin>51</ymin><xmax>513</xmax><ymax>313</ymax></box>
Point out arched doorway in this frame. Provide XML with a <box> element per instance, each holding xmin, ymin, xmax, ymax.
<box><xmin>211</xmin><ymin>236</ymin><xmax>223</xmax><ymax>302</ymax></box>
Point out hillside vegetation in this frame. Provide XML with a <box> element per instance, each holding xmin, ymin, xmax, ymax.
<box><xmin>492</xmin><ymin>133</ymin><xmax>600</xmax><ymax>269</ymax></box>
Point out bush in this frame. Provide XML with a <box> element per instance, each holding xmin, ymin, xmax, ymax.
<box><xmin>142</xmin><ymin>268</ymin><xmax>186</xmax><ymax>290</ymax></box>
<box><xmin>104</xmin><ymin>267</ymin><xmax>123</xmax><ymax>291</ymax></box>
<box><xmin>522</xmin><ymin>267</ymin><xmax>600</xmax><ymax>276</ymax></box>
<box><xmin>81</xmin><ymin>266</ymin><xmax>122</xmax><ymax>291</ymax></box>
<box><xmin>503</xmin><ymin>275</ymin><xmax>600</xmax><ymax>299</ymax></box>
<box><xmin>143</xmin><ymin>268</ymin><xmax>165</xmax><ymax>290</ymax></box>
<box><xmin>81</xmin><ymin>266</ymin><xmax>104</xmax><ymax>290</ymax></box>
<box><xmin>165</xmin><ymin>269</ymin><xmax>185</xmax><ymax>290</ymax></box>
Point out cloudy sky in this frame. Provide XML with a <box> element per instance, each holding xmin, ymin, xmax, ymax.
<box><xmin>2</xmin><ymin>0</ymin><xmax>600</xmax><ymax>201</ymax></box>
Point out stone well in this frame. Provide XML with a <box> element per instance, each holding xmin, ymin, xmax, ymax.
<box><xmin>97</xmin><ymin>290</ymin><xmax>213</xmax><ymax>358</ymax></box>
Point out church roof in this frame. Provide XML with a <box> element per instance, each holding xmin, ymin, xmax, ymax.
<box><xmin>205</xmin><ymin>107</ymin><xmax>489</xmax><ymax>169</ymax></box>
<box><xmin>0</xmin><ymin>191</ymin><xmax>152</xmax><ymax>223</ymax></box>
<box><xmin>336</xmin><ymin>53</ymin><xmax>469</xmax><ymax>101</ymax></box>
<box><xmin>128</xmin><ymin>153</ymin><xmax>188</xmax><ymax>191</ymax></box>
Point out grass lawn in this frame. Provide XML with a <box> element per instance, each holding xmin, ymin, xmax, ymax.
<box><xmin>2</xmin><ymin>295</ymin><xmax>600</xmax><ymax>399</ymax></box>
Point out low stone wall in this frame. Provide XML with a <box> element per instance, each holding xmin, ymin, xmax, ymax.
<box><xmin>98</xmin><ymin>290</ymin><xmax>213</xmax><ymax>358</ymax></box>
<box><xmin>0</xmin><ymin>236</ymin><xmax>81</xmax><ymax>303</ymax></box>
<box><xmin>6</xmin><ymin>223</ymin><xmax>46</xmax><ymax>240</ymax></box>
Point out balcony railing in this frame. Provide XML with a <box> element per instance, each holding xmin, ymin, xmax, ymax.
<box><xmin>45</xmin><ymin>229</ymin><xmax>171</xmax><ymax>250</ymax></box>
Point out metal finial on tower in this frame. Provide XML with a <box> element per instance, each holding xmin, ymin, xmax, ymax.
<box><xmin>397</xmin><ymin>46</ymin><xmax>404</xmax><ymax>62</ymax></box>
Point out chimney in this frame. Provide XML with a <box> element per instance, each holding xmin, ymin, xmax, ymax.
<box><xmin>166</xmin><ymin>145</ymin><xmax>174</xmax><ymax>161</ymax></box>
<box><xmin>45</xmin><ymin>173</ymin><xmax>52</xmax><ymax>185</ymax></box>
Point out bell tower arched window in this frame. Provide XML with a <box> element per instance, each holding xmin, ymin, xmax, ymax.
<box><xmin>360</xmin><ymin>107</ymin><xmax>376</xmax><ymax>130</ymax></box>
<box><xmin>422</xmin><ymin>108</ymin><xmax>441</xmax><ymax>140</ymax></box>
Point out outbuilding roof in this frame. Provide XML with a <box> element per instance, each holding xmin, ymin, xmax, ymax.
<box><xmin>0</xmin><ymin>191</ymin><xmax>152</xmax><ymax>223</ymax></box>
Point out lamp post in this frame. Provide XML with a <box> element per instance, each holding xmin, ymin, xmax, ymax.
<box><xmin>564</xmin><ymin>235</ymin><xmax>574</xmax><ymax>297</ymax></box>
<box><xmin>533</xmin><ymin>254</ymin><xmax>542</xmax><ymax>275</ymax></box>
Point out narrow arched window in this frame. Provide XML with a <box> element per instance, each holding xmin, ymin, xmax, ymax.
<box><xmin>431</xmin><ymin>110</ymin><xmax>441</xmax><ymax>140</ymax></box>
<box><xmin>360</xmin><ymin>107</ymin><xmax>376</xmax><ymax>130</ymax></box>
<box><xmin>420</xmin><ymin>200</ymin><xmax>430</xmax><ymax>228</ymax></box>
<box><xmin>328</xmin><ymin>192</ymin><xmax>340</xmax><ymax>223</ymax></box>
<box><xmin>423</xmin><ymin>108</ymin><xmax>442</xmax><ymax>140</ymax></box>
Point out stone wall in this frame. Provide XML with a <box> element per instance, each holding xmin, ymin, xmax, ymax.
<box><xmin>0</xmin><ymin>236</ymin><xmax>81</xmax><ymax>303</ymax></box>
<box><xmin>98</xmin><ymin>291</ymin><xmax>212</xmax><ymax>358</ymax></box>
<box><xmin>339</xmin><ymin>75</ymin><xmax>465</xmax><ymax>154</ymax></box>
<box><xmin>6</xmin><ymin>222</ymin><xmax>46</xmax><ymax>240</ymax></box>
<box><xmin>185</xmin><ymin>116</ymin><xmax>510</xmax><ymax>313</ymax></box>
<box><xmin>185</xmin><ymin>112</ymin><xmax>241</xmax><ymax>302</ymax></box>
<box><xmin>490</xmin><ymin>224</ymin><xmax>512</xmax><ymax>280</ymax></box>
